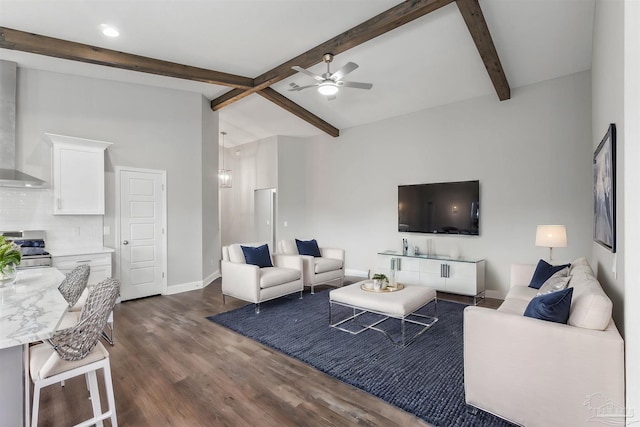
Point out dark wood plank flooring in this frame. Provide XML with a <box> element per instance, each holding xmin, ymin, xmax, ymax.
<box><xmin>34</xmin><ymin>278</ymin><xmax>501</xmax><ymax>426</ymax></box>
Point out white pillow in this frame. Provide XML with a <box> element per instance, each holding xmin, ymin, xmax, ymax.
<box><xmin>537</xmin><ymin>275</ymin><xmax>571</xmax><ymax>296</ymax></box>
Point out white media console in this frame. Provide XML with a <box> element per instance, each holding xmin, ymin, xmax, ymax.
<box><xmin>377</xmin><ymin>251</ymin><xmax>486</xmax><ymax>304</ymax></box>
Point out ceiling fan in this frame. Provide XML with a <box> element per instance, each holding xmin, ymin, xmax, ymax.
<box><xmin>289</xmin><ymin>53</ymin><xmax>373</xmax><ymax>99</ymax></box>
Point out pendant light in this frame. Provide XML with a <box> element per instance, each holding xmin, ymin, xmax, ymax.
<box><xmin>218</xmin><ymin>131</ymin><xmax>232</xmax><ymax>188</ymax></box>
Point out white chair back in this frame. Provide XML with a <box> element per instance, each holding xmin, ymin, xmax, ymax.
<box><xmin>225</xmin><ymin>242</ymin><xmax>272</xmax><ymax>264</ymax></box>
<box><xmin>278</xmin><ymin>239</ymin><xmax>299</xmax><ymax>255</ymax></box>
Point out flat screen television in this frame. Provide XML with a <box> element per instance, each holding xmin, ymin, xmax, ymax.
<box><xmin>398</xmin><ymin>180</ymin><xmax>479</xmax><ymax>235</ymax></box>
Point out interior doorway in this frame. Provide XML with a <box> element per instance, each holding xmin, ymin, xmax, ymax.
<box><xmin>254</xmin><ymin>188</ymin><xmax>276</xmax><ymax>248</ymax></box>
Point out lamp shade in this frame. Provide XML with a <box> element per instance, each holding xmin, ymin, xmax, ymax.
<box><xmin>535</xmin><ymin>225</ymin><xmax>567</xmax><ymax>248</ymax></box>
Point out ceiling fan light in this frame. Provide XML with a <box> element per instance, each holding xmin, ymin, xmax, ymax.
<box><xmin>318</xmin><ymin>82</ymin><xmax>339</xmax><ymax>96</ymax></box>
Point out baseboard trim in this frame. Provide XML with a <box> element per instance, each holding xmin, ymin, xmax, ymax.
<box><xmin>203</xmin><ymin>270</ymin><xmax>221</xmax><ymax>287</ymax></box>
<box><xmin>163</xmin><ymin>270</ymin><xmax>221</xmax><ymax>295</ymax></box>
<box><xmin>345</xmin><ymin>269</ymin><xmax>369</xmax><ymax>278</ymax></box>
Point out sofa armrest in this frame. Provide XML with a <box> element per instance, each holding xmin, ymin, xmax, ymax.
<box><xmin>272</xmin><ymin>254</ymin><xmax>303</xmax><ymax>271</ymax></box>
<box><xmin>221</xmin><ymin>260</ymin><xmax>260</xmax><ymax>302</ymax></box>
<box><xmin>320</xmin><ymin>247</ymin><xmax>344</xmax><ymax>262</ymax></box>
<box><xmin>510</xmin><ymin>263</ymin><xmax>535</xmax><ymax>288</ymax></box>
<box><xmin>464</xmin><ymin>306</ymin><xmax>624</xmax><ymax>427</ymax></box>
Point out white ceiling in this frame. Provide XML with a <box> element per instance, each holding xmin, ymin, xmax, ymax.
<box><xmin>0</xmin><ymin>0</ymin><xmax>595</xmax><ymax>146</ymax></box>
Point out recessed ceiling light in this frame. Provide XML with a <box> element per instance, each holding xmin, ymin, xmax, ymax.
<box><xmin>100</xmin><ymin>24</ymin><xmax>120</xmax><ymax>38</ymax></box>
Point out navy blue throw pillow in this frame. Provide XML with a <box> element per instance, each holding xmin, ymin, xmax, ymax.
<box><xmin>528</xmin><ymin>259</ymin><xmax>571</xmax><ymax>289</ymax></box>
<box><xmin>241</xmin><ymin>244</ymin><xmax>273</xmax><ymax>268</ymax></box>
<box><xmin>524</xmin><ymin>287</ymin><xmax>573</xmax><ymax>324</ymax></box>
<box><xmin>296</xmin><ymin>239</ymin><xmax>322</xmax><ymax>257</ymax></box>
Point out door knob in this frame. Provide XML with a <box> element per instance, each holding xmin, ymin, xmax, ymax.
<box><xmin>122</xmin><ymin>240</ymin><xmax>129</xmax><ymax>245</ymax></box>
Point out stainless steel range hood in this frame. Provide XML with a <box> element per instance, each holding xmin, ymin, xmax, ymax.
<box><xmin>0</xmin><ymin>60</ymin><xmax>46</xmax><ymax>188</ymax></box>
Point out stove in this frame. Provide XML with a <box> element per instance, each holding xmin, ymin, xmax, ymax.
<box><xmin>0</xmin><ymin>230</ymin><xmax>52</xmax><ymax>269</ymax></box>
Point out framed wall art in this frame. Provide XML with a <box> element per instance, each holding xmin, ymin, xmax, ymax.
<box><xmin>593</xmin><ymin>123</ymin><xmax>616</xmax><ymax>252</ymax></box>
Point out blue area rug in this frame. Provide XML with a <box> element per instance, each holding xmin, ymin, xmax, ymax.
<box><xmin>207</xmin><ymin>290</ymin><xmax>514</xmax><ymax>427</ymax></box>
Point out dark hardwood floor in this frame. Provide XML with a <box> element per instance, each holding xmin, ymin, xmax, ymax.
<box><xmin>34</xmin><ymin>278</ymin><xmax>501</xmax><ymax>426</ymax></box>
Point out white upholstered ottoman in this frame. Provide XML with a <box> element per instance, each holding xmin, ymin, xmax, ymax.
<box><xmin>329</xmin><ymin>281</ymin><xmax>438</xmax><ymax>347</ymax></box>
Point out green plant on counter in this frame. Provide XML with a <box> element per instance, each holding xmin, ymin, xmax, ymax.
<box><xmin>0</xmin><ymin>236</ymin><xmax>21</xmax><ymax>275</ymax></box>
<box><xmin>371</xmin><ymin>273</ymin><xmax>388</xmax><ymax>282</ymax></box>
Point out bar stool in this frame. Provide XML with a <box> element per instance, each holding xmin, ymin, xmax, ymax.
<box><xmin>30</xmin><ymin>278</ymin><xmax>120</xmax><ymax>427</ymax></box>
<box><xmin>58</xmin><ymin>264</ymin><xmax>90</xmax><ymax>307</ymax></box>
<box><xmin>58</xmin><ymin>265</ymin><xmax>115</xmax><ymax>346</ymax></box>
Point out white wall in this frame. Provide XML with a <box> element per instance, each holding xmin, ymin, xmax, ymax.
<box><xmin>13</xmin><ymin>68</ymin><xmax>215</xmax><ymax>290</ymax></box>
<box><xmin>591</xmin><ymin>0</ymin><xmax>625</xmax><ymax>332</ymax></box>
<box><xmin>624</xmin><ymin>0</ymin><xmax>639</xmax><ymax>417</ymax></box>
<box><xmin>306</xmin><ymin>72</ymin><xmax>593</xmax><ymax>297</ymax></box>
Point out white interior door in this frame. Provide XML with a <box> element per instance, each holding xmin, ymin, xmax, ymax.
<box><xmin>117</xmin><ymin>168</ymin><xmax>166</xmax><ymax>301</ymax></box>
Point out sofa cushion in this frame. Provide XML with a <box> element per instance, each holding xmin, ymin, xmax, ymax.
<box><xmin>528</xmin><ymin>260</ymin><xmax>571</xmax><ymax>289</ymax></box>
<box><xmin>568</xmin><ymin>268</ymin><xmax>613</xmax><ymax>330</ymax></box>
<box><xmin>314</xmin><ymin>257</ymin><xmax>343</xmax><ymax>274</ymax></box>
<box><xmin>259</xmin><ymin>267</ymin><xmax>300</xmax><ymax>289</ymax></box>
<box><xmin>497</xmin><ymin>297</ymin><xmax>531</xmax><ymax>315</ymax></box>
<box><xmin>537</xmin><ymin>275</ymin><xmax>571</xmax><ymax>296</ymax></box>
<box><xmin>505</xmin><ymin>286</ymin><xmax>538</xmax><ymax>302</ymax></box>
<box><xmin>296</xmin><ymin>239</ymin><xmax>322</xmax><ymax>257</ymax></box>
<box><xmin>524</xmin><ymin>287</ymin><xmax>573</xmax><ymax>324</ymax></box>
<box><xmin>241</xmin><ymin>244</ymin><xmax>273</xmax><ymax>268</ymax></box>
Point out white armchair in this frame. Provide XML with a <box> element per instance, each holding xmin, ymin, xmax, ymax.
<box><xmin>277</xmin><ymin>239</ymin><xmax>345</xmax><ymax>294</ymax></box>
<box><xmin>221</xmin><ymin>242</ymin><xmax>303</xmax><ymax>313</ymax></box>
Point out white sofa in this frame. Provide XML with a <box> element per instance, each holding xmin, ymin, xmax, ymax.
<box><xmin>221</xmin><ymin>242</ymin><xmax>303</xmax><ymax>313</ymax></box>
<box><xmin>277</xmin><ymin>239</ymin><xmax>345</xmax><ymax>294</ymax></box>
<box><xmin>464</xmin><ymin>257</ymin><xmax>625</xmax><ymax>427</ymax></box>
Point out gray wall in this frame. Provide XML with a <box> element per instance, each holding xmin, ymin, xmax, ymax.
<box><xmin>201</xmin><ymin>99</ymin><xmax>220</xmax><ymax>283</ymax></box>
<box><xmin>623</xmin><ymin>0</ymin><xmax>640</xmax><ymax>413</ymax></box>
<box><xmin>15</xmin><ymin>68</ymin><xmax>216</xmax><ymax>289</ymax></box>
<box><xmin>276</xmin><ymin>136</ymin><xmax>308</xmax><ymax>240</ymax></box>
<box><xmin>591</xmin><ymin>0</ymin><xmax>625</xmax><ymax>333</ymax></box>
<box><xmin>305</xmin><ymin>71</ymin><xmax>593</xmax><ymax>297</ymax></box>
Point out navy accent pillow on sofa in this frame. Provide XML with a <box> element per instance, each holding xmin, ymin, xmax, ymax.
<box><xmin>241</xmin><ymin>244</ymin><xmax>273</xmax><ymax>268</ymax></box>
<box><xmin>528</xmin><ymin>259</ymin><xmax>571</xmax><ymax>289</ymax></box>
<box><xmin>296</xmin><ymin>239</ymin><xmax>322</xmax><ymax>257</ymax></box>
<box><xmin>524</xmin><ymin>287</ymin><xmax>573</xmax><ymax>324</ymax></box>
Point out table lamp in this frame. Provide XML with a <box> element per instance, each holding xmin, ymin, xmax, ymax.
<box><xmin>535</xmin><ymin>225</ymin><xmax>567</xmax><ymax>261</ymax></box>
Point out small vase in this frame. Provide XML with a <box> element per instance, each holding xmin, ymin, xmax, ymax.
<box><xmin>0</xmin><ymin>264</ymin><xmax>17</xmax><ymax>288</ymax></box>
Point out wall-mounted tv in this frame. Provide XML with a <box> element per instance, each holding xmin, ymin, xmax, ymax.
<box><xmin>398</xmin><ymin>180</ymin><xmax>479</xmax><ymax>235</ymax></box>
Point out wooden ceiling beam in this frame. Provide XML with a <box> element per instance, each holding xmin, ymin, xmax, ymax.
<box><xmin>455</xmin><ymin>0</ymin><xmax>510</xmax><ymax>100</ymax></box>
<box><xmin>211</xmin><ymin>0</ymin><xmax>455</xmax><ymax>111</ymax></box>
<box><xmin>258</xmin><ymin>88</ymin><xmax>339</xmax><ymax>137</ymax></box>
<box><xmin>0</xmin><ymin>27</ymin><xmax>254</xmax><ymax>89</ymax></box>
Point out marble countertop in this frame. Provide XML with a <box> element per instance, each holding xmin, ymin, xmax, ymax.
<box><xmin>47</xmin><ymin>247</ymin><xmax>115</xmax><ymax>257</ymax></box>
<box><xmin>0</xmin><ymin>267</ymin><xmax>67</xmax><ymax>349</ymax></box>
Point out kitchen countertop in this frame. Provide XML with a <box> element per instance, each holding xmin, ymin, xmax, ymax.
<box><xmin>0</xmin><ymin>267</ymin><xmax>67</xmax><ymax>349</ymax></box>
<box><xmin>47</xmin><ymin>246</ymin><xmax>115</xmax><ymax>257</ymax></box>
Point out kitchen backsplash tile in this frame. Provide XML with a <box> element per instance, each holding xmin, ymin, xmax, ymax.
<box><xmin>0</xmin><ymin>188</ymin><xmax>103</xmax><ymax>249</ymax></box>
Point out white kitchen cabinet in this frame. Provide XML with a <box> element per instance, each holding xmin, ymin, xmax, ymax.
<box><xmin>51</xmin><ymin>251</ymin><xmax>113</xmax><ymax>285</ymax></box>
<box><xmin>46</xmin><ymin>133</ymin><xmax>112</xmax><ymax>215</ymax></box>
<box><xmin>378</xmin><ymin>251</ymin><xmax>486</xmax><ymax>303</ymax></box>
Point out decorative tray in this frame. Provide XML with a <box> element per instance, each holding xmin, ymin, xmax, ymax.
<box><xmin>360</xmin><ymin>283</ymin><xmax>405</xmax><ymax>293</ymax></box>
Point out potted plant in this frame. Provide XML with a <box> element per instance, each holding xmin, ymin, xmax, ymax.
<box><xmin>0</xmin><ymin>236</ymin><xmax>21</xmax><ymax>287</ymax></box>
<box><xmin>371</xmin><ymin>273</ymin><xmax>388</xmax><ymax>290</ymax></box>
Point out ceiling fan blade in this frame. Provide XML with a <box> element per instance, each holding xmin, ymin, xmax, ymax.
<box><xmin>288</xmin><ymin>84</ymin><xmax>317</xmax><ymax>92</ymax></box>
<box><xmin>330</xmin><ymin>62</ymin><xmax>358</xmax><ymax>81</ymax></box>
<box><xmin>340</xmin><ymin>81</ymin><xmax>373</xmax><ymax>90</ymax></box>
<box><xmin>292</xmin><ymin>66</ymin><xmax>324</xmax><ymax>81</ymax></box>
